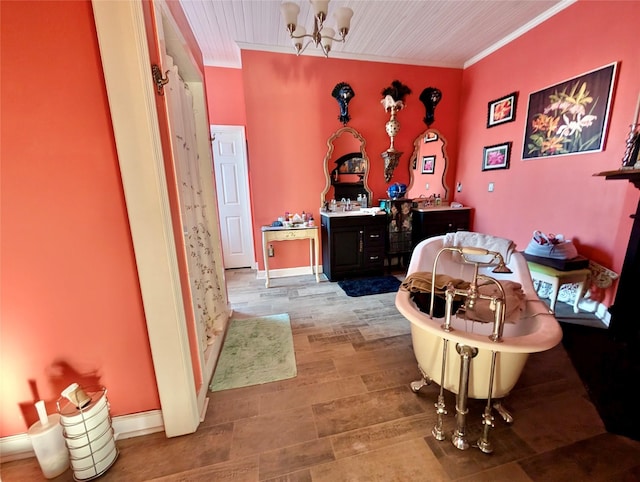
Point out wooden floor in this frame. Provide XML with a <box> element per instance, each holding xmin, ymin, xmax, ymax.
<box><xmin>3</xmin><ymin>268</ymin><xmax>640</xmax><ymax>481</ymax></box>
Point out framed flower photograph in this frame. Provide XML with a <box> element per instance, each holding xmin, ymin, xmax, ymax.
<box><xmin>523</xmin><ymin>62</ymin><xmax>618</xmax><ymax>159</ymax></box>
<box><xmin>422</xmin><ymin>155</ymin><xmax>435</xmax><ymax>174</ymax></box>
<box><xmin>482</xmin><ymin>142</ymin><xmax>512</xmax><ymax>171</ymax></box>
<box><xmin>487</xmin><ymin>92</ymin><xmax>518</xmax><ymax>128</ymax></box>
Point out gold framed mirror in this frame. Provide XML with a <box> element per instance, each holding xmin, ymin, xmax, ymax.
<box><xmin>321</xmin><ymin>127</ymin><xmax>372</xmax><ymax>207</ymax></box>
<box><xmin>406</xmin><ymin>129</ymin><xmax>450</xmax><ymax>201</ymax></box>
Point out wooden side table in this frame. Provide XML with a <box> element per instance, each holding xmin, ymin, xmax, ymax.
<box><xmin>527</xmin><ymin>261</ymin><xmax>591</xmax><ymax>313</ymax></box>
<box><xmin>261</xmin><ymin>226</ymin><xmax>320</xmax><ymax>288</ymax></box>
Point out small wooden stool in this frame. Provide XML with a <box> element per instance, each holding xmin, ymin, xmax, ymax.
<box><xmin>527</xmin><ymin>261</ymin><xmax>591</xmax><ymax>313</ymax></box>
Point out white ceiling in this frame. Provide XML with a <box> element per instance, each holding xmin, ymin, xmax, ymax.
<box><xmin>179</xmin><ymin>0</ymin><xmax>574</xmax><ymax>69</ymax></box>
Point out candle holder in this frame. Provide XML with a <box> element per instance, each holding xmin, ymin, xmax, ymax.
<box><xmin>621</xmin><ymin>123</ymin><xmax>639</xmax><ymax>169</ymax></box>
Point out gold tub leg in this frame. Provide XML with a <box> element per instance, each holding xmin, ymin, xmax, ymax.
<box><xmin>493</xmin><ymin>400</ymin><xmax>514</xmax><ymax>424</ymax></box>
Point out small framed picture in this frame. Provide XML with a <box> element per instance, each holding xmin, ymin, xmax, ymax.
<box><xmin>423</xmin><ymin>131</ymin><xmax>439</xmax><ymax>143</ymax></box>
<box><xmin>422</xmin><ymin>155</ymin><xmax>435</xmax><ymax>174</ymax></box>
<box><xmin>487</xmin><ymin>92</ymin><xmax>518</xmax><ymax>128</ymax></box>
<box><xmin>482</xmin><ymin>142</ymin><xmax>512</xmax><ymax>171</ymax></box>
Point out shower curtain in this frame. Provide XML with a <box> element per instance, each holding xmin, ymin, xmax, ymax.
<box><xmin>164</xmin><ymin>55</ymin><xmax>225</xmax><ymax>354</ymax></box>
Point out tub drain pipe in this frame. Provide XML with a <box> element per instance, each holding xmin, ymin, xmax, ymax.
<box><xmin>477</xmin><ymin>294</ymin><xmax>505</xmax><ymax>453</ymax></box>
<box><xmin>477</xmin><ymin>350</ymin><xmax>498</xmax><ymax>453</ymax></box>
<box><xmin>451</xmin><ymin>343</ymin><xmax>478</xmax><ymax>450</ymax></box>
<box><xmin>431</xmin><ymin>340</ymin><xmax>448</xmax><ymax>441</ymax></box>
<box><xmin>432</xmin><ymin>285</ymin><xmax>456</xmax><ymax>440</ymax></box>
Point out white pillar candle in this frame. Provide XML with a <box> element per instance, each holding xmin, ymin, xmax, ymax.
<box><xmin>28</xmin><ymin>413</ymin><xmax>70</xmax><ymax>478</ymax></box>
<box><xmin>633</xmin><ymin>92</ymin><xmax>640</xmax><ymax>125</ymax></box>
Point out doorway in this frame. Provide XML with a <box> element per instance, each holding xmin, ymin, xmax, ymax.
<box><xmin>211</xmin><ymin>125</ymin><xmax>255</xmax><ymax>269</ymax></box>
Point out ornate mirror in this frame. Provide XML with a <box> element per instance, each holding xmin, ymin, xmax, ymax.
<box><xmin>321</xmin><ymin>127</ymin><xmax>372</xmax><ymax>206</ymax></box>
<box><xmin>406</xmin><ymin>129</ymin><xmax>450</xmax><ymax>201</ymax></box>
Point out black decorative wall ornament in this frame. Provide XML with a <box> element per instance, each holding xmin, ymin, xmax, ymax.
<box><xmin>419</xmin><ymin>87</ymin><xmax>442</xmax><ymax>127</ymax></box>
<box><xmin>331</xmin><ymin>82</ymin><xmax>355</xmax><ymax>125</ymax></box>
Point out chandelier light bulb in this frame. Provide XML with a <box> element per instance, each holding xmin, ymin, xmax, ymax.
<box><xmin>291</xmin><ymin>26</ymin><xmax>306</xmax><ymax>53</ymax></box>
<box><xmin>320</xmin><ymin>27</ymin><xmax>335</xmax><ymax>53</ymax></box>
<box><xmin>310</xmin><ymin>0</ymin><xmax>330</xmax><ymax>20</ymax></box>
<box><xmin>280</xmin><ymin>2</ymin><xmax>300</xmax><ymax>33</ymax></box>
<box><xmin>334</xmin><ymin>7</ymin><xmax>353</xmax><ymax>37</ymax></box>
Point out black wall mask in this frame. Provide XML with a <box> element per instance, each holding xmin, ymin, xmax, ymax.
<box><xmin>419</xmin><ymin>87</ymin><xmax>442</xmax><ymax>127</ymax></box>
<box><xmin>332</xmin><ymin>83</ymin><xmax>355</xmax><ymax>125</ymax></box>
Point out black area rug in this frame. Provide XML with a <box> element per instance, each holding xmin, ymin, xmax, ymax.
<box><xmin>338</xmin><ymin>275</ymin><xmax>402</xmax><ymax>297</ymax></box>
<box><xmin>530</xmin><ymin>299</ymin><xmax>640</xmax><ymax>441</ymax></box>
<box><xmin>561</xmin><ymin>321</ymin><xmax>640</xmax><ymax>441</ymax></box>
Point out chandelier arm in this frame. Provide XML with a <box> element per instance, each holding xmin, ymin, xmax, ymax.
<box><xmin>319</xmin><ymin>34</ymin><xmax>347</xmax><ymax>42</ymax></box>
<box><xmin>290</xmin><ymin>33</ymin><xmax>344</xmax><ymax>42</ymax></box>
<box><xmin>297</xmin><ymin>39</ymin><xmax>313</xmax><ymax>56</ymax></box>
<box><xmin>291</xmin><ymin>33</ymin><xmax>315</xmax><ymax>40</ymax></box>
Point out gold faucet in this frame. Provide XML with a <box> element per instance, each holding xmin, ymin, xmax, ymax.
<box><xmin>429</xmin><ymin>246</ymin><xmax>511</xmax><ymax>342</ymax></box>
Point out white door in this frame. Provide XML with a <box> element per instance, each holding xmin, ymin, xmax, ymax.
<box><xmin>211</xmin><ymin>126</ymin><xmax>254</xmax><ymax>268</ymax></box>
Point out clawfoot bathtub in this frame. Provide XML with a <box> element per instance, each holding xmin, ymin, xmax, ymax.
<box><xmin>395</xmin><ymin>234</ymin><xmax>562</xmax><ymax>451</ymax></box>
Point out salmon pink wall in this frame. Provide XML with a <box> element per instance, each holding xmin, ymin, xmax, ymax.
<box><xmin>238</xmin><ymin>50</ymin><xmax>463</xmax><ymax>270</ymax></box>
<box><xmin>0</xmin><ymin>1</ymin><xmax>159</xmax><ymax>437</ymax></box>
<box><xmin>205</xmin><ymin>67</ymin><xmax>247</xmax><ymax>126</ymax></box>
<box><xmin>456</xmin><ymin>0</ymin><xmax>639</xmax><ymax>305</ymax></box>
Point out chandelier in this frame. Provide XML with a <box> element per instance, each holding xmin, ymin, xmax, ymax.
<box><xmin>280</xmin><ymin>1</ymin><xmax>354</xmax><ymax>57</ymax></box>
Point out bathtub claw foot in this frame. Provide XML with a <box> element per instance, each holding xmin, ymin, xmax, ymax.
<box><xmin>410</xmin><ymin>377</ymin><xmax>431</xmax><ymax>393</ymax></box>
<box><xmin>493</xmin><ymin>400</ymin><xmax>513</xmax><ymax>423</ymax></box>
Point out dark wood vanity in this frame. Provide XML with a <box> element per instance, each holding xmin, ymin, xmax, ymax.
<box><xmin>321</xmin><ymin>205</ymin><xmax>472</xmax><ymax>280</ymax></box>
<box><xmin>321</xmin><ymin>212</ymin><xmax>387</xmax><ymax>281</ymax></box>
<box><xmin>412</xmin><ymin>206</ymin><xmax>472</xmax><ymax>246</ymax></box>
<box><xmin>319</xmin><ymin>125</ymin><xmax>469</xmax><ymax>280</ymax></box>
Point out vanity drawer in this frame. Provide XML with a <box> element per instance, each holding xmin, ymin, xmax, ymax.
<box><xmin>365</xmin><ymin>226</ymin><xmax>385</xmax><ymax>247</ymax></box>
<box><xmin>412</xmin><ymin>208</ymin><xmax>472</xmax><ymax>246</ymax></box>
<box><xmin>364</xmin><ymin>246</ymin><xmax>385</xmax><ymax>268</ymax></box>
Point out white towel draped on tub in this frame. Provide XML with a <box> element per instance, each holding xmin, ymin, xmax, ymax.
<box><xmin>443</xmin><ymin>231</ymin><xmax>516</xmax><ymax>263</ymax></box>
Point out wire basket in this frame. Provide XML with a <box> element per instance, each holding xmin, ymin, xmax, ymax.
<box><xmin>57</xmin><ymin>386</ymin><xmax>118</xmax><ymax>481</ymax></box>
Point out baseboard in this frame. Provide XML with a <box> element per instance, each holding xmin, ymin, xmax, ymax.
<box><xmin>256</xmin><ymin>265</ymin><xmax>325</xmax><ymax>280</ymax></box>
<box><xmin>197</xmin><ymin>329</ymin><xmax>224</xmax><ymax>416</ymax></box>
<box><xmin>0</xmin><ymin>410</ymin><xmax>164</xmax><ymax>463</ymax></box>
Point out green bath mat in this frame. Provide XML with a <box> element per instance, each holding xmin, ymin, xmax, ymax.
<box><xmin>209</xmin><ymin>314</ymin><xmax>297</xmax><ymax>391</ymax></box>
